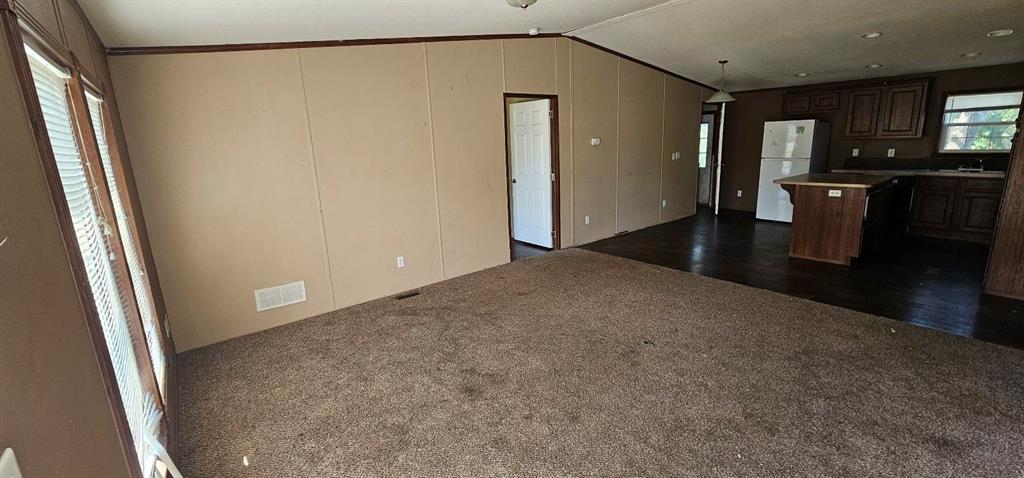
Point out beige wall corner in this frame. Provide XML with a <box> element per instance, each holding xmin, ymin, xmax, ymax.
<box><xmin>426</xmin><ymin>40</ymin><xmax>510</xmax><ymax>278</ymax></box>
<box><xmin>661</xmin><ymin>77</ymin><xmax>704</xmax><ymax>221</ymax></box>
<box><xmin>109</xmin><ymin>50</ymin><xmax>334</xmax><ymax>350</ymax></box>
<box><xmin>571</xmin><ymin>41</ymin><xmax>620</xmax><ymax>245</ymax></box>
<box><xmin>299</xmin><ymin>44</ymin><xmax>444</xmax><ymax>309</ymax></box>
<box><xmin>617</xmin><ymin>60</ymin><xmax>665</xmax><ymax>233</ymax></box>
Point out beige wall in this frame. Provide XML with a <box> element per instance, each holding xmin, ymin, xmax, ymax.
<box><xmin>1</xmin><ymin>2</ymin><xmax>137</xmax><ymax>477</ymax></box>
<box><xmin>111</xmin><ymin>38</ymin><xmax>706</xmax><ymax>350</ymax></box>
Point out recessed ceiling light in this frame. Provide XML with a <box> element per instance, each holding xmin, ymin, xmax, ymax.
<box><xmin>795</xmin><ymin>72</ymin><xmax>810</xmax><ymax>77</ymax></box>
<box><xmin>861</xmin><ymin>32</ymin><xmax>883</xmax><ymax>39</ymax></box>
<box><xmin>961</xmin><ymin>52</ymin><xmax>982</xmax><ymax>58</ymax></box>
<box><xmin>986</xmin><ymin>29</ymin><xmax>1014</xmax><ymax>38</ymax></box>
<box><xmin>865</xmin><ymin>64</ymin><xmax>883</xmax><ymax>69</ymax></box>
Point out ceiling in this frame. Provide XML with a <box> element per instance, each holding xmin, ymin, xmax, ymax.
<box><xmin>572</xmin><ymin>0</ymin><xmax>1024</xmax><ymax>91</ymax></box>
<box><xmin>81</xmin><ymin>0</ymin><xmax>1024</xmax><ymax>91</ymax></box>
<box><xmin>78</xmin><ymin>0</ymin><xmax>663</xmax><ymax>47</ymax></box>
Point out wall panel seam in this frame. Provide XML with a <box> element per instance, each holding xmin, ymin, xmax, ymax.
<box><xmin>614</xmin><ymin>58</ymin><xmax>621</xmax><ymax>233</ymax></box>
<box><xmin>658</xmin><ymin>75</ymin><xmax>666</xmax><ymax>223</ymax></box>
<box><xmin>422</xmin><ymin>43</ymin><xmax>447</xmax><ymax>279</ymax></box>
<box><xmin>294</xmin><ymin>49</ymin><xmax>338</xmax><ymax>309</ymax></box>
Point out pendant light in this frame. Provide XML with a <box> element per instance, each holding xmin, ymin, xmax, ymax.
<box><xmin>706</xmin><ymin>60</ymin><xmax>736</xmax><ymax>103</ymax></box>
<box><xmin>506</xmin><ymin>0</ymin><xmax>539</xmax><ymax>9</ymax></box>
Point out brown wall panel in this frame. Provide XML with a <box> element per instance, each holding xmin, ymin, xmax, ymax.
<box><xmin>0</xmin><ymin>17</ymin><xmax>134</xmax><ymax>478</ymax></box>
<box><xmin>661</xmin><ymin>76</ymin><xmax>702</xmax><ymax>221</ymax></box>
<box><xmin>571</xmin><ymin>42</ymin><xmax>619</xmax><ymax>243</ymax></box>
<box><xmin>502</xmin><ymin>37</ymin><xmax>556</xmax><ymax>95</ymax></box>
<box><xmin>300</xmin><ymin>44</ymin><xmax>445</xmax><ymax>306</ymax></box>
<box><xmin>616</xmin><ymin>60</ymin><xmax>665</xmax><ymax>232</ymax></box>
<box><xmin>426</xmin><ymin>40</ymin><xmax>510</xmax><ymax>278</ymax></box>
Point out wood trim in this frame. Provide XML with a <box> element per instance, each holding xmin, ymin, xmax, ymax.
<box><xmin>0</xmin><ymin>8</ymin><xmax>145</xmax><ymax>478</ymax></box>
<box><xmin>107</xmin><ymin>32</ymin><xmax>563</xmax><ymax>56</ymax></box>
<box><xmin>566</xmin><ymin>36</ymin><xmax>716</xmax><ymax>91</ymax></box>
<box><xmin>503</xmin><ymin>93</ymin><xmax>561</xmax><ymax>257</ymax></box>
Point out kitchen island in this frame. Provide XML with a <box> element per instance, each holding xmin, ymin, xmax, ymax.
<box><xmin>775</xmin><ymin>173</ymin><xmax>897</xmax><ymax>265</ymax></box>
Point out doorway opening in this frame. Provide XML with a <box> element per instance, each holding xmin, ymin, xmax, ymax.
<box><xmin>698</xmin><ymin>104</ymin><xmax>721</xmax><ymax>208</ymax></box>
<box><xmin>504</xmin><ymin>93</ymin><xmax>560</xmax><ymax>261</ymax></box>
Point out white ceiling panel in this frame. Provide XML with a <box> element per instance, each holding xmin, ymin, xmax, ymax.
<box><xmin>79</xmin><ymin>0</ymin><xmax>664</xmax><ymax>48</ymax></box>
<box><xmin>572</xmin><ymin>0</ymin><xmax>1024</xmax><ymax>91</ymax></box>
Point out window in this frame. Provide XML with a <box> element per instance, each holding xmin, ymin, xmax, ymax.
<box><xmin>87</xmin><ymin>93</ymin><xmax>168</xmax><ymax>399</ymax></box>
<box><xmin>25</xmin><ymin>45</ymin><xmax>178</xmax><ymax>478</ymax></box>
<box><xmin>698</xmin><ymin>122</ymin><xmax>710</xmax><ymax>168</ymax></box>
<box><xmin>939</xmin><ymin>91</ymin><xmax>1022</xmax><ymax>153</ymax></box>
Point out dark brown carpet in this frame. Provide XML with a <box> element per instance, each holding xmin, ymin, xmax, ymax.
<box><xmin>178</xmin><ymin>249</ymin><xmax>1024</xmax><ymax>477</ymax></box>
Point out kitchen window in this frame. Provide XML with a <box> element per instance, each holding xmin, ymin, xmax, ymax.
<box><xmin>939</xmin><ymin>91</ymin><xmax>1023</xmax><ymax>153</ymax></box>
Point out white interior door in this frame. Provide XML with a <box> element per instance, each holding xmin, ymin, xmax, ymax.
<box><xmin>508</xmin><ymin>99</ymin><xmax>553</xmax><ymax>248</ymax></box>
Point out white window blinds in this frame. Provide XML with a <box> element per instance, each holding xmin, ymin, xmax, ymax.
<box><xmin>25</xmin><ymin>46</ymin><xmax>161</xmax><ymax>477</ymax></box>
<box><xmin>87</xmin><ymin>93</ymin><xmax>167</xmax><ymax>400</ymax></box>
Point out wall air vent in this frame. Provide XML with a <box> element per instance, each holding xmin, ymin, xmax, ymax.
<box><xmin>254</xmin><ymin>281</ymin><xmax>307</xmax><ymax>312</ymax></box>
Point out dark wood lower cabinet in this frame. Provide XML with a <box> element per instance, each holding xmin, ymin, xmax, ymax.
<box><xmin>909</xmin><ymin>176</ymin><xmax>1004</xmax><ymax>243</ymax></box>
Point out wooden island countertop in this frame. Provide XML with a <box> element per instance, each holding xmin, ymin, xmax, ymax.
<box><xmin>774</xmin><ymin>173</ymin><xmax>897</xmax><ymax>189</ymax></box>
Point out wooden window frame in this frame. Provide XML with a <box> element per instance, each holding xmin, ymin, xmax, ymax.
<box><xmin>935</xmin><ymin>87</ymin><xmax>1024</xmax><ymax>157</ymax></box>
<box><xmin>1</xmin><ymin>5</ymin><xmax>175</xmax><ymax>476</ymax></box>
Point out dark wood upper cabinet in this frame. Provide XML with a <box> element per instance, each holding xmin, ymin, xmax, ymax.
<box><xmin>811</xmin><ymin>92</ymin><xmax>840</xmax><ymax>112</ymax></box>
<box><xmin>845</xmin><ymin>88</ymin><xmax>883</xmax><ymax>137</ymax></box>
<box><xmin>878</xmin><ymin>81</ymin><xmax>929</xmax><ymax>138</ymax></box>
<box><xmin>782</xmin><ymin>93</ymin><xmax>811</xmax><ymax>115</ymax></box>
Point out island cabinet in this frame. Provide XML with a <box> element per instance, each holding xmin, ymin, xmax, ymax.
<box><xmin>776</xmin><ymin>174</ymin><xmax>897</xmax><ymax>265</ymax></box>
<box><xmin>910</xmin><ymin>176</ymin><xmax>1004</xmax><ymax>242</ymax></box>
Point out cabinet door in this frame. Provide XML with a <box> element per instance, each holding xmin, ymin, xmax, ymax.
<box><xmin>911</xmin><ymin>189</ymin><xmax>957</xmax><ymax>229</ymax></box>
<box><xmin>811</xmin><ymin>92</ymin><xmax>841</xmax><ymax>112</ymax></box>
<box><xmin>845</xmin><ymin>88</ymin><xmax>882</xmax><ymax>137</ymax></box>
<box><xmin>878</xmin><ymin>81</ymin><xmax>928</xmax><ymax>138</ymax></box>
<box><xmin>783</xmin><ymin>94</ymin><xmax>811</xmax><ymax>115</ymax></box>
<box><xmin>958</xmin><ymin>192</ymin><xmax>1001</xmax><ymax>233</ymax></box>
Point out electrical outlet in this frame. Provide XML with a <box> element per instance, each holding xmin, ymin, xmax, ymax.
<box><xmin>828</xmin><ymin>189</ymin><xmax>843</xmax><ymax>197</ymax></box>
<box><xmin>737</xmin><ymin>190</ymin><xmax>743</xmax><ymax>198</ymax></box>
<box><xmin>590</xmin><ymin>137</ymin><xmax>601</xmax><ymax>146</ymax></box>
<box><xmin>852</xmin><ymin>148</ymin><xmax>860</xmax><ymax>157</ymax></box>
<box><xmin>396</xmin><ymin>256</ymin><xmax>405</xmax><ymax>268</ymax></box>
<box><xmin>671</xmin><ymin>152</ymin><xmax>680</xmax><ymax>161</ymax></box>
<box><xmin>585</xmin><ymin>215</ymin><xmax>591</xmax><ymax>225</ymax></box>
<box><xmin>662</xmin><ymin>199</ymin><xmax>667</xmax><ymax>207</ymax></box>
<box><xmin>887</xmin><ymin>148</ymin><xmax>896</xmax><ymax>157</ymax></box>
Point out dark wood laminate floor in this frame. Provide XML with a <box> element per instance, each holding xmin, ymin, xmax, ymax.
<box><xmin>583</xmin><ymin>207</ymin><xmax>1024</xmax><ymax>349</ymax></box>
<box><xmin>512</xmin><ymin>240</ymin><xmax>550</xmax><ymax>261</ymax></box>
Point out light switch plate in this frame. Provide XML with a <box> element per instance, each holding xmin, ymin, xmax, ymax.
<box><xmin>590</xmin><ymin>137</ymin><xmax>601</xmax><ymax>146</ymax></box>
<box><xmin>736</xmin><ymin>190</ymin><xmax>743</xmax><ymax>198</ymax></box>
<box><xmin>887</xmin><ymin>148</ymin><xmax>896</xmax><ymax>157</ymax></box>
<box><xmin>828</xmin><ymin>189</ymin><xmax>843</xmax><ymax>197</ymax></box>
<box><xmin>396</xmin><ymin>256</ymin><xmax>405</xmax><ymax>268</ymax></box>
<box><xmin>662</xmin><ymin>199</ymin><xmax>667</xmax><ymax>207</ymax></box>
<box><xmin>0</xmin><ymin>449</ymin><xmax>22</xmax><ymax>478</ymax></box>
<box><xmin>585</xmin><ymin>215</ymin><xmax>591</xmax><ymax>225</ymax></box>
<box><xmin>671</xmin><ymin>152</ymin><xmax>680</xmax><ymax>160</ymax></box>
<box><xmin>852</xmin><ymin>148</ymin><xmax>860</xmax><ymax>157</ymax></box>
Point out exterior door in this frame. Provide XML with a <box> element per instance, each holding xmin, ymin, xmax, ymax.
<box><xmin>509</xmin><ymin>99</ymin><xmax>553</xmax><ymax>248</ymax></box>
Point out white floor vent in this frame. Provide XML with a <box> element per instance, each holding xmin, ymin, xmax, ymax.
<box><xmin>254</xmin><ymin>281</ymin><xmax>307</xmax><ymax>312</ymax></box>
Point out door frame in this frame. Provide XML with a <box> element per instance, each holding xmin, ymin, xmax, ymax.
<box><xmin>503</xmin><ymin>93</ymin><xmax>561</xmax><ymax>257</ymax></box>
<box><xmin>698</xmin><ymin>108</ymin><xmax>721</xmax><ymax>208</ymax></box>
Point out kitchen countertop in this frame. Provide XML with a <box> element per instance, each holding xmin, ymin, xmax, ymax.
<box><xmin>832</xmin><ymin>169</ymin><xmax>1006</xmax><ymax>179</ymax></box>
<box><xmin>775</xmin><ymin>173</ymin><xmax>897</xmax><ymax>189</ymax></box>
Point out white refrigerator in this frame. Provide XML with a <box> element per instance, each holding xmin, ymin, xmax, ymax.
<box><xmin>755</xmin><ymin>119</ymin><xmax>831</xmax><ymax>222</ymax></box>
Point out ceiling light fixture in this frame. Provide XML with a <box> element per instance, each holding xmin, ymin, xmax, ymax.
<box><xmin>506</xmin><ymin>0</ymin><xmax>539</xmax><ymax>9</ymax></box>
<box><xmin>861</xmin><ymin>32</ymin><xmax>883</xmax><ymax>39</ymax></box>
<box><xmin>961</xmin><ymin>52</ymin><xmax>982</xmax><ymax>58</ymax></box>
<box><xmin>795</xmin><ymin>72</ymin><xmax>810</xmax><ymax>77</ymax></box>
<box><xmin>865</xmin><ymin>63</ymin><xmax>883</xmax><ymax>69</ymax></box>
<box><xmin>986</xmin><ymin>29</ymin><xmax>1014</xmax><ymax>38</ymax></box>
<box><xmin>706</xmin><ymin>60</ymin><xmax>736</xmax><ymax>103</ymax></box>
